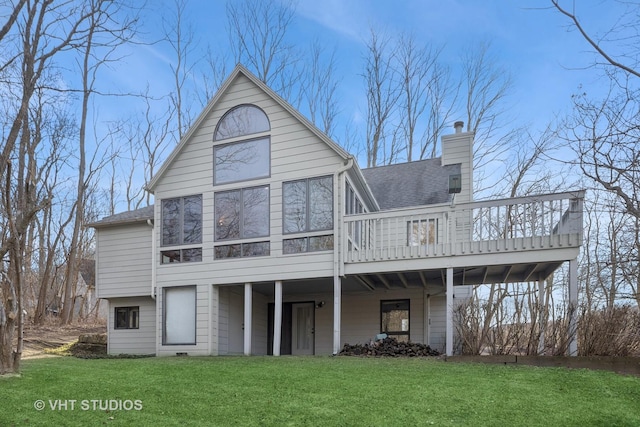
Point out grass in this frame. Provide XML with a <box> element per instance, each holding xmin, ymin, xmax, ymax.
<box><xmin>1</xmin><ymin>356</ymin><xmax>639</xmax><ymax>426</ymax></box>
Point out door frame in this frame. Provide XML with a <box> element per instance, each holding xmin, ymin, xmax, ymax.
<box><xmin>267</xmin><ymin>300</ymin><xmax>316</xmax><ymax>355</ymax></box>
<box><xmin>291</xmin><ymin>302</ymin><xmax>315</xmax><ymax>355</ymax></box>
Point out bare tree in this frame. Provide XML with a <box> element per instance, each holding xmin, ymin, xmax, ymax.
<box><xmin>0</xmin><ymin>0</ymin><xmax>95</xmax><ymax>375</ymax></box>
<box><xmin>551</xmin><ymin>1</ymin><xmax>640</xmax><ymax>307</ymax></box>
<box><xmin>226</xmin><ymin>0</ymin><xmax>301</xmax><ymax>102</ymax></box>
<box><xmin>197</xmin><ymin>46</ymin><xmax>229</xmax><ymax>108</ymax></box>
<box><xmin>59</xmin><ymin>0</ymin><xmax>138</xmax><ymax>324</ymax></box>
<box><xmin>302</xmin><ymin>40</ymin><xmax>341</xmax><ymax>138</ymax></box>
<box><xmin>420</xmin><ymin>61</ymin><xmax>459</xmax><ymax>159</ymax></box>
<box><xmin>396</xmin><ymin>34</ymin><xmax>441</xmax><ymax>162</ymax></box>
<box><xmin>363</xmin><ymin>28</ymin><xmax>401</xmax><ymax>167</ymax></box>
<box><xmin>461</xmin><ymin>41</ymin><xmax>513</xmax><ymax>192</ymax></box>
<box><xmin>0</xmin><ymin>0</ymin><xmax>138</xmax><ymax>374</ymax></box>
<box><xmin>163</xmin><ymin>0</ymin><xmax>198</xmax><ymax>140</ymax></box>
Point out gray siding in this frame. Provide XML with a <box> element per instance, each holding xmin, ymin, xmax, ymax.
<box><xmin>441</xmin><ymin>131</ymin><xmax>473</xmax><ymax>244</ymax></box>
<box><xmin>96</xmin><ymin>223</ymin><xmax>152</xmax><ymax>299</ymax></box>
<box><xmin>341</xmin><ymin>289</ymin><xmax>425</xmax><ymax>347</ymax></box>
<box><xmin>152</xmin><ymin>72</ymin><xmax>345</xmax><ymax>287</ymax></box>
<box><xmin>107</xmin><ymin>297</ymin><xmax>156</xmax><ymax>355</ymax></box>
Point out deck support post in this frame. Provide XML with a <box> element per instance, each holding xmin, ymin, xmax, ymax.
<box><xmin>537</xmin><ymin>278</ymin><xmax>546</xmax><ymax>355</ymax></box>
<box><xmin>568</xmin><ymin>259</ymin><xmax>578</xmax><ymax>356</ymax></box>
<box><xmin>244</xmin><ymin>283</ymin><xmax>252</xmax><ymax>356</ymax></box>
<box><xmin>333</xmin><ymin>275</ymin><xmax>342</xmax><ymax>355</ymax></box>
<box><xmin>273</xmin><ymin>281</ymin><xmax>283</xmax><ymax>356</ymax></box>
<box><xmin>423</xmin><ymin>291</ymin><xmax>431</xmax><ymax>347</ymax></box>
<box><xmin>446</xmin><ymin>267</ymin><xmax>454</xmax><ymax>356</ymax></box>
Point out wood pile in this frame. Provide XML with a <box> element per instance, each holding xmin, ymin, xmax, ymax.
<box><xmin>339</xmin><ymin>337</ymin><xmax>441</xmax><ymax>357</ymax></box>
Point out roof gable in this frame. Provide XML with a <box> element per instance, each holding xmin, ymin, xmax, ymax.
<box><xmin>147</xmin><ymin>64</ymin><xmax>351</xmax><ymax>192</ymax></box>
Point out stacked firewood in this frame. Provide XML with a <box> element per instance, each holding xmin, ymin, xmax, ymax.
<box><xmin>339</xmin><ymin>336</ymin><xmax>440</xmax><ymax>357</ymax></box>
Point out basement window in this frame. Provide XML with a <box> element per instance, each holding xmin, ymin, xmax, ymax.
<box><xmin>115</xmin><ymin>306</ymin><xmax>139</xmax><ymax>329</ymax></box>
<box><xmin>380</xmin><ymin>299</ymin><xmax>409</xmax><ymax>342</ymax></box>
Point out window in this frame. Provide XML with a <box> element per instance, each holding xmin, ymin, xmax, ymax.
<box><xmin>283</xmin><ymin>235</ymin><xmax>334</xmax><ymax>254</ymax></box>
<box><xmin>213</xmin><ymin>105</ymin><xmax>270</xmax><ymax>185</ymax></box>
<box><xmin>214</xmin><ymin>104</ymin><xmax>269</xmax><ymax>140</ymax></box>
<box><xmin>283</xmin><ymin>176</ymin><xmax>333</xmax><ymax>233</ymax></box>
<box><xmin>115</xmin><ymin>306</ymin><xmax>139</xmax><ymax>329</ymax></box>
<box><xmin>345</xmin><ymin>183</ymin><xmax>364</xmax><ymax>215</ymax></box>
<box><xmin>408</xmin><ymin>219</ymin><xmax>438</xmax><ymax>246</ymax></box>
<box><xmin>163</xmin><ymin>286</ymin><xmax>196</xmax><ymax>345</ymax></box>
<box><xmin>161</xmin><ymin>248</ymin><xmax>202</xmax><ymax>264</ymax></box>
<box><xmin>214</xmin><ymin>138</ymin><xmax>270</xmax><ymax>184</ymax></box>
<box><xmin>215</xmin><ymin>241</ymin><xmax>270</xmax><ymax>259</ymax></box>
<box><xmin>214</xmin><ymin>186</ymin><xmax>270</xmax><ymax>259</ymax></box>
<box><xmin>161</xmin><ymin>195</ymin><xmax>202</xmax><ymax>247</ymax></box>
<box><xmin>381</xmin><ymin>299</ymin><xmax>410</xmax><ymax>342</ymax></box>
<box><xmin>215</xmin><ymin>186</ymin><xmax>269</xmax><ymax>240</ymax></box>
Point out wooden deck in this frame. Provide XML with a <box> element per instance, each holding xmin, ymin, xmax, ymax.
<box><xmin>342</xmin><ymin>191</ymin><xmax>584</xmax><ymax>285</ymax></box>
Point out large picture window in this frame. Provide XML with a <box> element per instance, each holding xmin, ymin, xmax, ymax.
<box><xmin>163</xmin><ymin>286</ymin><xmax>196</xmax><ymax>345</ymax></box>
<box><xmin>215</xmin><ymin>186</ymin><xmax>269</xmax><ymax>240</ymax></box>
<box><xmin>214</xmin><ymin>185</ymin><xmax>270</xmax><ymax>259</ymax></box>
<box><xmin>283</xmin><ymin>176</ymin><xmax>333</xmax><ymax>233</ymax></box>
<box><xmin>161</xmin><ymin>195</ymin><xmax>202</xmax><ymax>247</ymax></box>
<box><xmin>381</xmin><ymin>299</ymin><xmax>410</xmax><ymax>342</ymax></box>
<box><xmin>214</xmin><ymin>138</ymin><xmax>270</xmax><ymax>184</ymax></box>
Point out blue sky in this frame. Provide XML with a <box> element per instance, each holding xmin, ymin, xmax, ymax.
<box><xmin>107</xmin><ymin>1</ymin><xmax>618</xmax><ymax>124</ymax></box>
<box><xmin>94</xmin><ymin>0</ymin><xmax>625</xmax><ymax>178</ymax></box>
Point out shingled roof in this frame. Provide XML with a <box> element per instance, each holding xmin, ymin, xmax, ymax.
<box><xmin>89</xmin><ymin>158</ymin><xmax>459</xmax><ymax>227</ymax></box>
<box><xmin>87</xmin><ymin>205</ymin><xmax>154</xmax><ymax>228</ymax></box>
<box><xmin>362</xmin><ymin>158</ymin><xmax>460</xmax><ymax>210</ymax></box>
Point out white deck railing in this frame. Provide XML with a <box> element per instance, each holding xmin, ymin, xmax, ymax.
<box><xmin>343</xmin><ymin>191</ymin><xmax>584</xmax><ymax>263</ymax></box>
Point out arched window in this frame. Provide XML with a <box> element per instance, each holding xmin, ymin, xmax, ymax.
<box><xmin>213</xmin><ymin>104</ymin><xmax>271</xmax><ymax>185</ymax></box>
<box><xmin>214</xmin><ymin>104</ymin><xmax>270</xmax><ymax>141</ymax></box>
<box><xmin>213</xmin><ymin>104</ymin><xmax>271</xmax><ymax>259</ymax></box>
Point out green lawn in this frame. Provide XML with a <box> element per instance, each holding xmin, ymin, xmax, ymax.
<box><xmin>1</xmin><ymin>356</ymin><xmax>639</xmax><ymax>426</ymax></box>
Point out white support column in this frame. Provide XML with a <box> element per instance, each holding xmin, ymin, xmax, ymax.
<box><xmin>568</xmin><ymin>259</ymin><xmax>578</xmax><ymax>356</ymax></box>
<box><xmin>423</xmin><ymin>291</ymin><xmax>431</xmax><ymax>346</ymax></box>
<box><xmin>244</xmin><ymin>283</ymin><xmax>252</xmax><ymax>356</ymax></box>
<box><xmin>273</xmin><ymin>281</ymin><xmax>283</xmax><ymax>356</ymax></box>
<box><xmin>446</xmin><ymin>268</ymin><xmax>454</xmax><ymax>356</ymax></box>
<box><xmin>537</xmin><ymin>279</ymin><xmax>546</xmax><ymax>356</ymax></box>
<box><xmin>333</xmin><ymin>276</ymin><xmax>342</xmax><ymax>355</ymax></box>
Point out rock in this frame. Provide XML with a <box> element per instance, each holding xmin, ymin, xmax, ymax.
<box><xmin>78</xmin><ymin>333</ymin><xmax>107</xmax><ymax>345</ymax></box>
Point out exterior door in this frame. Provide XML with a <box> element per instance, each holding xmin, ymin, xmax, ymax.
<box><xmin>291</xmin><ymin>302</ymin><xmax>314</xmax><ymax>355</ymax></box>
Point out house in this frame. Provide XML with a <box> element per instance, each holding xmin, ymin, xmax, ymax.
<box><xmin>88</xmin><ymin>65</ymin><xmax>584</xmax><ymax>357</ymax></box>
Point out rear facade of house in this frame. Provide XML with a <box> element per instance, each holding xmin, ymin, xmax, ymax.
<box><xmin>90</xmin><ymin>65</ymin><xmax>583</xmax><ymax>357</ymax></box>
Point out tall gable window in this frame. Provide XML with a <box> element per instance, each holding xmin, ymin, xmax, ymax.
<box><xmin>214</xmin><ymin>105</ymin><xmax>270</xmax><ymax>185</ymax></box>
<box><xmin>213</xmin><ymin>105</ymin><xmax>271</xmax><ymax>259</ymax></box>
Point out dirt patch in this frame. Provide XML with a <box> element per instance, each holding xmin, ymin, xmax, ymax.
<box><xmin>21</xmin><ymin>323</ymin><xmax>106</xmax><ymax>359</ymax></box>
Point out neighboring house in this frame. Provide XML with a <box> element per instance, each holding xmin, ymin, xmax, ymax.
<box><xmin>88</xmin><ymin>65</ymin><xmax>584</xmax><ymax>357</ymax></box>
